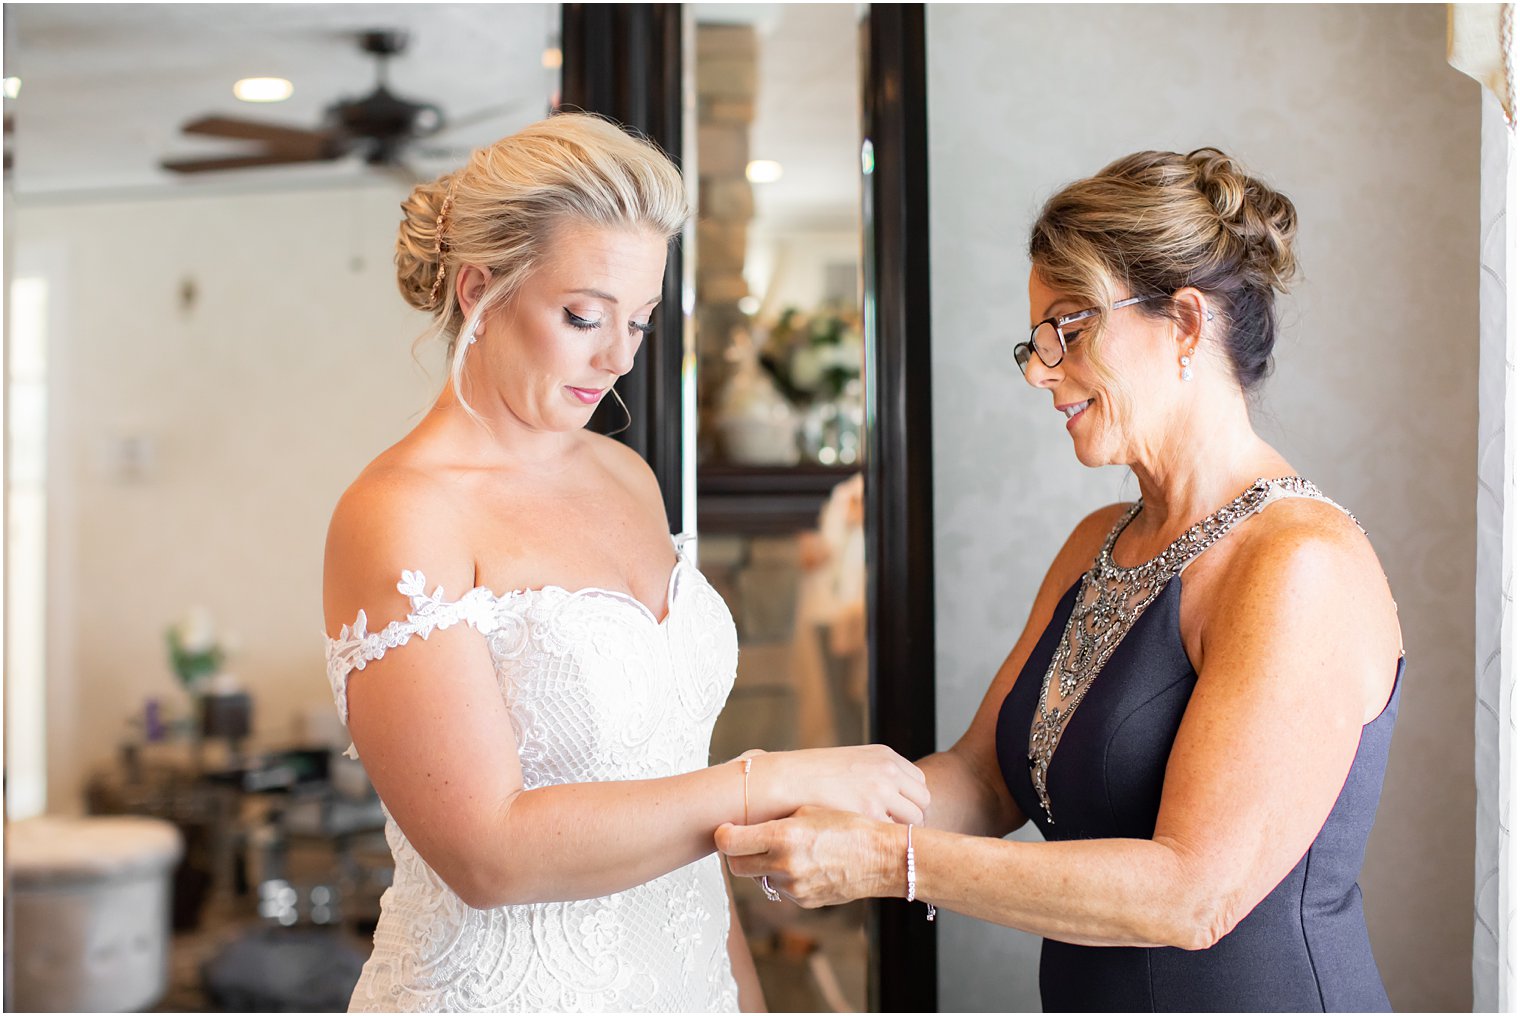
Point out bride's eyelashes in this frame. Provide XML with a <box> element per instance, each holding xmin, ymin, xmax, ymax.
<box><xmin>563</xmin><ymin>307</ymin><xmax>655</xmax><ymax>338</ymax></box>
<box><xmin>564</xmin><ymin>308</ymin><xmax>601</xmax><ymax>330</ymax></box>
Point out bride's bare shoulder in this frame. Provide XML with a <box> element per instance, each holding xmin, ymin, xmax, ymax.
<box><xmin>324</xmin><ymin>441</ymin><xmax>474</xmax><ymax>631</ymax></box>
<box><xmin>577</xmin><ymin>430</ymin><xmax>669</xmax><ymax>526</ymax></box>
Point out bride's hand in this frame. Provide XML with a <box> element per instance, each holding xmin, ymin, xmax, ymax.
<box><xmin>717</xmin><ymin>805</ymin><xmax>896</xmax><ymax>908</ymax></box>
<box><xmin>749</xmin><ymin>745</ymin><xmax>929</xmax><ymax>825</ymax></box>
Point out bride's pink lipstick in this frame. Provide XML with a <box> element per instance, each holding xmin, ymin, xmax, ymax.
<box><xmin>567</xmin><ymin>386</ymin><xmax>606</xmax><ymax>405</ymax></box>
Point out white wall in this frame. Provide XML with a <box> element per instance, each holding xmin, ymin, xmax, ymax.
<box><xmin>926</xmin><ymin>5</ymin><xmax>1477</xmax><ymax>1011</ymax></box>
<box><xmin>16</xmin><ymin>184</ymin><xmax>443</xmax><ymax>809</ymax></box>
<box><xmin>746</xmin><ymin>224</ymin><xmax>859</xmax><ymax>318</ymax></box>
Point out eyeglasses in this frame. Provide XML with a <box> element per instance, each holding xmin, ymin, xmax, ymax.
<box><xmin>1014</xmin><ymin>294</ymin><xmax>1162</xmax><ymax>374</ymax></box>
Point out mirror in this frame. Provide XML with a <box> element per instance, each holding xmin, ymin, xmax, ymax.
<box><xmin>687</xmin><ymin>5</ymin><xmax>870</xmax><ymax>1011</ymax></box>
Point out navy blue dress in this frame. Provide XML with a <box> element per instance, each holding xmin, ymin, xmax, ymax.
<box><xmin>995</xmin><ymin>572</ymin><xmax>1401</xmax><ymax>1012</ymax></box>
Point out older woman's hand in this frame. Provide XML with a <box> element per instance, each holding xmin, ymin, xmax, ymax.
<box><xmin>715</xmin><ymin>805</ymin><xmax>902</xmax><ymax>909</ymax></box>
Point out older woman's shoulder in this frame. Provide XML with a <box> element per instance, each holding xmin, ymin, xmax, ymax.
<box><xmin>1242</xmin><ymin>493</ymin><xmax>1372</xmax><ymax>552</ymax></box>
<box><xmin>1218</xmin><ymin>493</ymin><xmax>1386</xmax><ymax>597</ymax></box>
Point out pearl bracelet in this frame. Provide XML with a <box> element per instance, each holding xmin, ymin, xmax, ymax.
<box><xmin>906</xmin><ymin>824</ymin><xmax>936</xmax><ymax>921</ymax></box>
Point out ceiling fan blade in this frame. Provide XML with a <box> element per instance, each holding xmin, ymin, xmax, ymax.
<box><xmin>182</xmin><ymin>115</ymin><xmax>336</xmax><ymax>154</ymax></box>
<box><xmin>410</xmin><ymin>144</ymin><xmax>477</xmax><ymax>161</ymax></box>
<box><xmin>432</xmin><ymin>99</ymin><xmax>537</xmax><ymax>137</ymax></box>
<box><xmin>160</xmin><ymin>151</ymin><xmax>341</xmax><ymax>174</ymax></box>
<box><xmin>384</xmin><ymin>160</ymin><xmax>428</xmax><ymax>186</ymax></box>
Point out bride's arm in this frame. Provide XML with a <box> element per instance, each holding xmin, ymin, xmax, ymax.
<box><xmin>325</xmin><ymin>480</ymin><xmax>927</xmax><ymax>910</ymax></box>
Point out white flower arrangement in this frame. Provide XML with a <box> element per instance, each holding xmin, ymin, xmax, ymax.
<box><xmin>165</xmin><ymin>606</ymin><xmax>230</xmax><ymax>691</ymax></box>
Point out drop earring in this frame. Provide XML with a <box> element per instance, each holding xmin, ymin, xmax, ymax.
<box><xmin>607</xmin><ymin>386</ymin><xmax>632</xmax><ymax>436</ymax></box>
<box><xmin>1180</xmin><ymin>354</ymin><xmax>1194</xmax><ymax>383</ymax></box>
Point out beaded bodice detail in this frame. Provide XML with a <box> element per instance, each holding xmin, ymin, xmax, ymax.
<box><xmin>322</xmin><ymin>537</ymin><xmax>741</xmax><ymax>1012</ymax></box>
<box><xmin>1028</xmin><ymin>477</ymin><xmax>1358</xmax><ymax>824</ymax></box>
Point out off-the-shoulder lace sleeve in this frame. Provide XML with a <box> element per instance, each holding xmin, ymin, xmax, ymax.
<box><xmin>323</xmin><ymin>570</ymin><xmax>501</xmax><ymax>749</ymax></box>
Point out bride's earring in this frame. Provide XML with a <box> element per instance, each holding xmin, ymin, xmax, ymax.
<box><xmin>607</xmin><ymin>387</ymin><xmax>632</xmax><ymax>436</ymax></box>
<box><xmin>1180</xmin><ymin>354</ymin><xmax>1194</xmax><ymax>383</ymax></box>
<box><xmin>463</xmin><ymin>326</ymin><xmax>477</xmax><ymax>346</ymax></box>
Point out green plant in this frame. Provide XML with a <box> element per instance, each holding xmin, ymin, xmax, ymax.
<box><xmin>758</xmin><ymin>306</ymin><xmax>864</xmax><ymax>405</ymax></box>
<box><xmin>165</xmin><ymin>607</ymin><xmax>226</xmax><ymax>690</ymax></box>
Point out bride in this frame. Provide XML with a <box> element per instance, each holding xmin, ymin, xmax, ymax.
<box><xmin>322</xmin><ymin>113</ymin><xmax>928</xmax><ymax>1013</ymax></box>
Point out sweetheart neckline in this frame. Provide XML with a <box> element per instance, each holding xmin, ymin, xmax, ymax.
<box><xmin>461</xmin><ymin>552</ymin><xmax>685</xmax><ymax>628</ymax></box>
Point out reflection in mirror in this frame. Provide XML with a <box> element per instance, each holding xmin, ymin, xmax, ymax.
<box><xmin>689</xmin><ymin>4</ymin><xmax>868</xmax><ymax>1012</ymax></box>
<box><xmin>4</xmin><ymin>5</ymin><xmax>555</xmax><ymax>1010</ymax></box>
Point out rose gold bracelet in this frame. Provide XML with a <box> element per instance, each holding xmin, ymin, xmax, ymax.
<box><xmin>741</xmin><ymin>757</ymin><xmax>752</xmax><ymax>825</ymax></box>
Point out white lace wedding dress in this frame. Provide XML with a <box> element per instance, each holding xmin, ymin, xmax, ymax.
<box><xmin>324</xmin><ymin>536</ymin><xmax>741</xmax><ymax>1012</ymax></box>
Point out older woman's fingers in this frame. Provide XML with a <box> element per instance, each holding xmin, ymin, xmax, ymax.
<box><xmin>725</xmin><ymin>852</ymin><xmax>767</xmax><ymax>879</ymax></box>
<box><xmin>724</xmin><ymin>848</ymin><xmax>784</xmax><ymax>881</ymax></box>
<box><xmin>716</xmin><ymin>821</ymin><xmax>773</xmax><ymax>857</ymax></box>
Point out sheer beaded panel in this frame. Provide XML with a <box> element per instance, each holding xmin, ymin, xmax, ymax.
<box><xmin>1028</xmin><ymin>477</ymin><xmax>1358</xmax><ymax>825</ymax></box>
<box><xmin>323</xmin><ymin>541</ymin><xmax>741</xmax><ymax>1012</ymax></box>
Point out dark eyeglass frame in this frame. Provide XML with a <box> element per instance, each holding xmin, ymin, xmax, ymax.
<box><xmin>1014</xmin><ymin>294</ymin><xmax>1163</xmax><ymax>374</ymax></box>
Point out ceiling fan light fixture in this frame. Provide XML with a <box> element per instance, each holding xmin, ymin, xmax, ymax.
<box><xmin>233</xmin><ymin>77</ymin><xmax>294</xmax><ymax>103</ymax></box>
<box><xmin>746</xmin><ymin>160</ymin><xmax>783</xmax><ymax>184</ymax></box>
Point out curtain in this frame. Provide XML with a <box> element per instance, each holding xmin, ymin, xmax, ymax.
<box><xmin>1460</xmin><ymin>4</ymin><xmax>1518</xmax><ymax>1009</ymax></box>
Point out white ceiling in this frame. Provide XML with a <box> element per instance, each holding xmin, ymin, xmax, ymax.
<box><xmin>4</xmin><ymin>2</ymin><xmax>861</xmax><ymax>226</ymax></box>
<box><xmin>4</xmin><ymin>3</ymin><xmax>560</xmax><ymax>196</ymax></box>
<box><xmin>735</xmin><ymin>3</ymin><xmax>862</xmax><ymax>231</ymax></box>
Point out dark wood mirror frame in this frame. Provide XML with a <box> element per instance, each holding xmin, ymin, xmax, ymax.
<box><xmin>561</xmin><ymin>4</ymin><xmax>937</xmax><ymax>1010</ymax></box>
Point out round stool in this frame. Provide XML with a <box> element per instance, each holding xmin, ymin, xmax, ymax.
<box><xmin>7</xmin><ymin>815</ymin><xmax>183</xmax><ymax>1012</ymax></box>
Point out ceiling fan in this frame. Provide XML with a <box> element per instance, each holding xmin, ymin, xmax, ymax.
<box><xmin>161</xmin><ymin>30</ymin><xmax>525</xmax><ymax>175</ymax></box>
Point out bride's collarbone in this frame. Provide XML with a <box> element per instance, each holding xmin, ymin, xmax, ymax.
<box><xmin>464</xmin><ymin>519</ymin><xmax>679</xmax><ymax>613</ymax></box>
<box><xmin>437</xmin><ymin>462</ymin><xmax>676</xmax><ymax>609</ymax></box>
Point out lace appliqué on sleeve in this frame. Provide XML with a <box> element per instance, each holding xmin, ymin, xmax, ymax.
<box><xmin>324</xmin><ymin>570</ymin><xmax>500</xmax><ymax>756</ymax></box>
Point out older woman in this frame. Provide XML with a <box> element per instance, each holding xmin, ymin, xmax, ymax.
<box><xmin>718</xmin><ymin>148</ymin><xmax>1403</xmax><ymax>1011</ymax></box>
<box><xmin>323</xmin><ymin>113</ymin><xmax>928</xmax><ymax>1013</ymax></box>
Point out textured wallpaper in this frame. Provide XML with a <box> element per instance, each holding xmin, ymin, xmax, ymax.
<box><xmin>926</xmin><ymin>5</ymin><xmax>1479</xmax><ymax>1011</ymax></box>
<box><xmin>1472</xmin><ymin>88</ymin><xmax>1508</xmax><ymax>1014</ymax></box>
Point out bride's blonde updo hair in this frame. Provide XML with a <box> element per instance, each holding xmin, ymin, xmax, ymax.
<box><xmin>1029</xmin><ymin>147</ymin><xmax>1298</xmax><ymax>395</ymax></box>
<box><xmin>396</xmin><ymin>112</ymin><xmax>689</xmax><ymax>408</ymax></box>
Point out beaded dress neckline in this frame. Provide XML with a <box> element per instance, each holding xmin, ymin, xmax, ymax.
<box><xmin>1027</xmin><ymin>476</ymin><xmax>1355</xmax><ymax>824</ymax></box>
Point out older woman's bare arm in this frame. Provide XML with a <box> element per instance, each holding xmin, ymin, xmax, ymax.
<box><xmin>918</xmin><ymin>503</ymin><xmax>1131</xmax><ymax>838</ymax></box>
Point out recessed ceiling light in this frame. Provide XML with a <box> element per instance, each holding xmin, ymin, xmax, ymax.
<box><xmin>3</xmin><ymin>78</ymin><xmax>20</xmax><ymax>99</ymax></box>
<box><xmin>541</xmin><ymin>47</ymin><xmax>563</xmax><ymax>70</ymax></box>
<box><xmin>233</xmin><ymin>77</ymin><xmax>293</xmax><ymax>103</ymax></box>
<box><xmin>746</xmin><ymin>160</ymin><xmax>783</xmax><ymax>184</ymax></box>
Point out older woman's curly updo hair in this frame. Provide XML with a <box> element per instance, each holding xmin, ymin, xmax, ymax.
<box><xmin>1029</xmin><ymin>147</ymin><xmax>1298</xmax><ymax>394</ymax></box>
<box><xmin>395</xmin><ymin>112</ymin><xmax>689</xmax><ymax>410</ymax></box>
